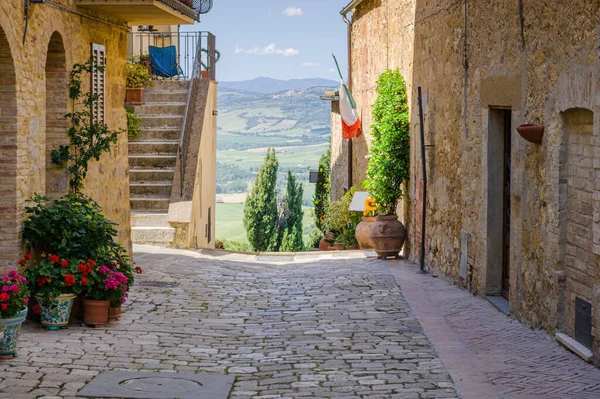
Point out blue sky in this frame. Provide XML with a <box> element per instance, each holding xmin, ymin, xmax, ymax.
<box><xmin>182</xmin><ymin>1</ymin><xmax>349</xmax><ymax>82</ymax></box>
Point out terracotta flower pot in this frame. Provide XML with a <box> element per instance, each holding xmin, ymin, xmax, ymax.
<box><xmin>201</xmin><ymin>70</ymin><xmax>209</xmax><ymax>79</ymax></box>
<box><xmin>125</xmin><ymin>88</ymin><xmax>144</xmax><ymax>105</ymax></box>
<box><xmin>516</xmin><ymin>124</ymin><xmax>544</xmax><ymax>144</ymax></box>
<box><xmin>108</xmin><ymin>305</ymin><xmax>121</xmax><ymax>322</ymax></box>
<box><xmin>335</xmin><ymin>242</ymin><xmax>344</xmax><ymax>250</ymax></box>
<box><xmin>355</xmin><ymin>216</ymin><xmax>376</xmax><ymax>249</ymax></box>
<box><xmin>318</xmin><ymin>238</ymin><xmax>336</xmax><ymax>251</ymax></box>
<box><xmin>368</xmin><ymin>215</ymin><xmax>407</xmax><ymax>259</ymax></box>
<box><xmin>83</xmin><ymin>299</ymin><xmax>110</xmax><ymax>328</ymax></box>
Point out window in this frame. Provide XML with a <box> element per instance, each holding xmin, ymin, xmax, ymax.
<box><xmin>91</xmin><ymin>43</ymin><xmax>106</xmax><ymax>123</ymax></box>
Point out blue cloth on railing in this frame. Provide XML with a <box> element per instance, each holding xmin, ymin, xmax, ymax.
<box><xmin>149</xmin><ymin>45</ymin><xmax>180</xmax><ymax>78</ymax></box>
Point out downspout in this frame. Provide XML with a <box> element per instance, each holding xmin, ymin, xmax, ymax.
<box><xmin>341</xmin><ymin>12</ymin><xmax>353</xmax><ymax>190</ymax></box>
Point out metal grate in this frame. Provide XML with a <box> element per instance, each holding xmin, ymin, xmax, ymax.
<box><xmin>137</xmin><ymin>280</ymin><xmax>178</xmax><ymax>288</ymax></box>
<box><xmin>575</xmin><ymin>297</ymin><xmax>593</xmax><ymax>350</ymax></box>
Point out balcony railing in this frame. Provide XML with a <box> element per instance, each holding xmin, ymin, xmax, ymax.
<box><xmin>128</xmin><ymin>31</ymin><xmax>217</xmax><ymax>81</ymax></box>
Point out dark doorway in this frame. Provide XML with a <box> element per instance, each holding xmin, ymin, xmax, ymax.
<box><xmin>501</xmin><ymin>111</ymin><xmax>511</xmax><ymax>299</ymax></box>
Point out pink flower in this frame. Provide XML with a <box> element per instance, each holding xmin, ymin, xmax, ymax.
<box><xmin>1</xmin><ymin>276</ymin><xmax>8</xmax><ymax>282</ymax></box>
<box><xmin>1</xmin><ymin>286</ymin><xmax>8</xmax><ymax>293</ymax></box>
<box><xmin>103</xmin><ymin>277</ymin><xmax>119</xmax><ymax>290</ymax></box>
<box><xmin>121</xmin><ymin>297</ymin><xmax>126</xmax><ymax>304</ymax></box>
<box><xmin>24</xmin><ymin>297</ymin><xmax>29</xmax><ymax>305</ymax></box>
<box><xmin>9</xmin><ymin>284</ymin><xmax>19</xmax><ymax>294</ymax></box>
<box><xmin>114</xmin><ymin>272</ymin><xmax>128</xmax><ymax>285</ymax></box>
<box><xmin>98</xmin><ymin>265</ymin><xmax>110</xmax><ymax>274</ymax></box>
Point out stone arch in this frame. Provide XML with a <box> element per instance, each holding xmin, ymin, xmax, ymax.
<box><xmin>45</xmin><ymin>31</ymin><xmax>69</xmax><ymax>198</ymax></box>
<box><xmin>0</xmin><ymin>26</ymin><xmax>18</xmax><ymax>271</ymax></box>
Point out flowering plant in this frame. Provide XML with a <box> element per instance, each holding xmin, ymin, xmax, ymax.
<box><xmin>0</xmin><ymin>270</ymin><xmax>30</xmax><ymax>318</ymax></box>
<box><xmin>23</xmin><ymin>253</ymin><xmax>86</xmax><ymax>307</ymax></box>
<box><xmin>83</xmin><ymin>262</ymin><xmax>129</xmax><ymax>305</ymax></box>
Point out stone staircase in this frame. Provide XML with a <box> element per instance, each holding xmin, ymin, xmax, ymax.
<box><xmin>129</xmin><ymin>80</ymin><xmax>189</xmax><ymax>244</ymax></box>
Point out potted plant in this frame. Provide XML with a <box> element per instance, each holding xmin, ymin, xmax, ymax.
<box><xmin>0</xmin><ymin>269</ymin><xmax>30</xmax><ymax>358</ymax></box>
<box><xmin>82</xmin><ymin>258</ymin><xmax>130</xmax><ymax>327</ymax></box>
<box><xmin>126</xmin><ymin>57</ymin><xmax>153</xmax><ymax>105</ymax></box>
<box><xmin>23</xmin><ymin>254</ymin><xmax>84</xmax><ymax>330</ymax></box>
<box><xmin>108</xmin><ymin>254</ymin><xmax>139</xmax><ymax>322</ymax></box>
<box><xmin>365</xmin><ymin>69</ymin><xmax>409</xmax><ymax>259</ymax></box>
<box><xmin>323</xmin><ymin>188</ymin><xmax>361</xmax><ymax>251</ymax></box>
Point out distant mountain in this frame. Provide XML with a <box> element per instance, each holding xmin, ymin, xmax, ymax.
<box><xmin>219</xmin><ymin>77</ymin><xmax>339</xmax><ymax>94</ymax></box>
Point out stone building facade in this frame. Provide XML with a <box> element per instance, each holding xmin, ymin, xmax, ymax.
<box><xmin>338</xmin><ymin>0</ymin><xmax>600</xmax><ymax>363</ymax></box>
<box><xmin>0</xmin><ymin>0</ymin><xmax>197</xmax><ymax>273</ymax></box>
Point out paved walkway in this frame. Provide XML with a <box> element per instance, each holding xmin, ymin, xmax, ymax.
<box><xmin>0</xmin><ymin>245</ymin><xmax>599</xmax><ymax>399</ymax></box>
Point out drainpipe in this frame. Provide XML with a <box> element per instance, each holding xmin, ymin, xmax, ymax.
<box><xmin>341</xmin><ymin>11</ymin><xmax>353</xmax><ymax>190</ymax></box>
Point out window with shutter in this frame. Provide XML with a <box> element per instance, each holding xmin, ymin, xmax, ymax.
<box><xmin>91</xmin><ymin>43</ymin><xmax>106</xmax><ymax>123</ymax></box>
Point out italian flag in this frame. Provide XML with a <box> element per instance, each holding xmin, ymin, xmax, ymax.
<box><xmin>340</xmin><ymin>80</ymin><xmax>361</xmax><ymax>139</ymax></box>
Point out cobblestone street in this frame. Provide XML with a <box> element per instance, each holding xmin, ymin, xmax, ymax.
<box><xmin>1</xmin><ymin>246</ymin><xmax>600</xmax><ymax>398</ymax></box>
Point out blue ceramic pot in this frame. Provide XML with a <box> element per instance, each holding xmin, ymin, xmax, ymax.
<box><xmin>35</xmin><ymin>294</ymin><xmax>76</xmax><ymax>331</ymax></box>
<box><xmin>0</xmin><ymin>307</ymin><xmax>28</xmax><ymax>358</ymax></box>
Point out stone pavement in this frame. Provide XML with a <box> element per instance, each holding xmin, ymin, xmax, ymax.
<box><xmin>1</xmin><ymin>245</ymin><xmax>599</xmax><ymax>399</ymax></box>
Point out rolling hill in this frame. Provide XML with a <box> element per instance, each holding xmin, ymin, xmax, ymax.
<box><xmin>219</xmin><ymin>77</ymin><xmax>338</xmax><ymax>94</ymax></box>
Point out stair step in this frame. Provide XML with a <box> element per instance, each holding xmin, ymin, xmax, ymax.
<box><xmin>128</xmin><ymin>154</ymin><xmax>177</xmax><ymax>169</ymax></box>
<box><xmin>131</xmin><ymin>226</ymin><xmax>175</xmax><ymax>245</ymax></box>
<box><xmin>143</xmin><ymin>91</ymin><xmax>188</xmax><ymax>103</ymax></box>
<box><xmin>131</xmin><ymin>212</ymin><xmax>170</xmax><ymax>227</ymax></box>
<box><xmin>132</xmin><ymin>128</ymin><xmax>180</xmax><ymax>141</ymax></box>
<box><xmin>130</xmin><ymin>168</ymin><xmax>175</xmax><ymax>182</ymax></box>
<box><xmin>146</xmin><ymin>80</ymin><xmax>190</xmax><ymax>91</ymax></box>
<box><xmin>130</xmin><ymin>196</ymin><xmax>171</xmax><ymax>212</ymax></box>
<box><xmin>139</xmin><ymin>115</ymin><xmax>184</xmax><ymax>129</ymax></box>
<box><xmin>130</xmin><ymin>182</ymin><xmax>173</xmax><ymax>196</ymax></box>
<box><xmin>133</xmin><ymin>103</ymin><xmax>186</xmax><ymax>116</ymax></box>
<box><xmin>128</xmin><ymin>141</ymin><xmax>179</xmax><ymax>155</ymax></box>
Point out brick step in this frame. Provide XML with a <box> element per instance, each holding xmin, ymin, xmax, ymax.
<box><xmin>133</xmin><ymin>103</ymin><xmax>186</xmax><ymax>116</ymax></box>
<box><xmin>128</xmin><ymin>154</ymin><xmax>177</xmax><ymax>169</ymax></box>
<box><xmin>130</xmin><ymin>196</ymin><xmax>170</xmax><ymax>212</ymax></box>
<box><xmin>130</xmin><ymin>168</ymin><xmax>175</xmax><ymax>182</ymax></box>
<box><xmin>146</xmin><ymin>80</ymin><xmax>190</xmax><ymax>91</ymax></box>
<box><xmin>132</xmin><ymin>128</ymin><xmax>180</xmax><ymax>141</ymax></box>
<box><xmin>128</xmin><ymin>141</ymin><xmax>179</xmax><ymax>155</ymax></box>
<box><xmin>130</xmin><ymin>182</ymin><xmax>173</xmax><ymax>196</ymax></box>
<box><xmin>131</xmin><ymin>212</ymin><xmax>170</xmax><ymax>227</ymax></box>
<box><xmin>143</xmin><ymin>90</ymin><xmax>188</xmax><ymax>103</ymax></box>
<box><xmin>139</xmin><ymin>115</ymin><xmax>183</xmax><ymax>129</ymax></box>
<box><xmin>131</xmin><ymin>226</ymin><xmax>175</xmax><ymax>245</ymax></box>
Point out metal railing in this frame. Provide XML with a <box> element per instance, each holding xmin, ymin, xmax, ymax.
<box><xmin>157</xmin><ymin>0</ymin><xmax>200</xmax><ymax>21</ymax></box>
<box><xmin>127</xmin><ymin>31</ymin><xmax>216</xmax><ymax>81</ymax></box>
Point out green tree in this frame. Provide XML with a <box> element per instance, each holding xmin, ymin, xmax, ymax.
<box><xmin>366</xmin><ymin>69</ymin><xmax>410</xmax><ymax>215</ymax></box>
<box><xmin>280</xmin><ymin>170</ymin><xmax>304</xmax><ymax>252</ymax></box>
<box><xmin>243</xmin><ymin>148</ymin><xmax>280</xmax><ymax>251</ymax></box>
<box><xmin>313</xmin><ymin>146</ymin><xmax>331</xmax><ymax>231</ymax></box>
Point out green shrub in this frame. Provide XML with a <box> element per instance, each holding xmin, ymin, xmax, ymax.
<box><xmin>126</xmin><ymin>60</ymin><xmax>153</xmax><ymax>89</ymax></box>
<box><xmin>366</xmin><ymin>69</ymin><xmax>410</xmax><ymax>215</ymax></box>
<box><xmin>313</xmin><ymin>147</ymin><xmax>330</xmax><ymax>231</ymax></box>
<box><xmin>126</xmin><ymin>106</ymin><xmax>141</xmax><ymax>139</ymax></box>
<box><xmin>221</xmin><ymin>240</ymin><xmax>253</xmax><ymax>252</ymax></box>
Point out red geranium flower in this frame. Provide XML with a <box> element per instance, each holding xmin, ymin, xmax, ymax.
<box><xmin>135</xmin><ymin>266</ymin><xmax>143</xmax><ymax>274</ymax></box>
<box><xmin>88</xmin><ymin>259</ymin><xmax>96</xmax><ymax>267</ymax></box>
<box><xmin>61</xmin><ymin>260</ymin><xmax>69</xmax><ymax>267</ymax></box>
<box><xmin>37</xmin><ymin>276</ymin><xmax>50</xmax><ymax>287</ymax></box>
<box><xmin>1</xmin><ymin>303</ymin><xmax>7</xmax><ymax>311</ymax></box>
<box><xmin>32</xmin><ymin>304</ymin><xmax>41</xmax><ymax>314</ymax></box>
<box><xmin>81</xmin><ymin>277</ymin><xmax>88</xmax><ymax>285</ymax></box>
<box><xmin>64</xmin><ymin>274</ymin><xmax>75</xmax><ymax>287</ymax></box>
<box><xmin>18</xmin><ymin>259</ymin><xmax>26</xmax><ymax>266</ymax></box>
<box><xmin>24</xmin><ymin>253</ymin><xmax>32</xmax><ymax>260</ymax></box>
<box><xmin>0</xmin><ymin>293</ymin><xmax>9</xmax><ymax>302</ymax></box>
<box><xmin>48</xmin><ymin>254</ymin><xmax>60</xmax><ymax>263</ymax></box>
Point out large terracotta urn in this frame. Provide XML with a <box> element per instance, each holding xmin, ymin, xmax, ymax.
<box><xmin>369</xmin><ymin>215</ymin><xmax>407</xmax><ymax>259</ymax></box>
<box><xmin>355</xmin><ymin>217</ymin><xmax>376</xmax><ymax>249</ymax></box>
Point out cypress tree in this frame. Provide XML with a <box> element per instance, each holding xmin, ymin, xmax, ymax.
<box><xmin>243</xmin><ymin>148</ymin><xmax>279</xmax><ymax>251</ymax></box>
<box><xmin>313</xmin><ymin>147</ymin><xmax>330</xmax><ymax>232</ymax></box>
<box><xmin>280</xmin><ymin>170</ymin><xmax>304</xmax><ymax>252</ymax></box>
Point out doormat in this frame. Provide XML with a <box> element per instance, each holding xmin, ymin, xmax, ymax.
<box><xmin>78</xmin><ymin>371</ymin><xmax>234</xmax><ymax>399</ymax></box>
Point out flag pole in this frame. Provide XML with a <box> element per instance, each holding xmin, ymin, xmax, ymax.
<box><xmin>333</xmin><ymin>54</ymin><xmax>354</xmax><ymax>191</ymax></box>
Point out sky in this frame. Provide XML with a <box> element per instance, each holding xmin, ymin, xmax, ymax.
<box><xmin>181</xmin><ymin>1</ymin><xmax>349</xmax><ymax>82</ymax></box>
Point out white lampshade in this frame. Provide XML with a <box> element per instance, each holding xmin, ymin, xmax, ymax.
<box><xmin>348</xmin><ymin>191</ymin><xmax>370</xmax><ymax>212</ymax></box>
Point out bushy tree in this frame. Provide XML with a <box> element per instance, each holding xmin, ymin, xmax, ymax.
<box><xmin>313</xmin><ymin>146</ymin><xmax>331</xmax><ymax>231</ymax></box>
<box><xmin>243</xmin><ymin>148</ymin><xmax>279</xmax><ymax>251</ymax></box>
<box><xmin>366</xmin><ymin>69</ymin><xmax>410</xmax><ymax>215</ymax></box>
<box><xmin>280</xmin><ymin>170</ymin><xmax>304</xmax><ymax>252</ymax></box>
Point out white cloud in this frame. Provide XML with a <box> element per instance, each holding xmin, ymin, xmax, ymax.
<box><xmin>235</xmin><ymin>43</ymin><xmax>299</xmax><ymax>57</ymax></box>
<box><xmin>325</xmin><ymin>68</ymin><xmax>336</xmax><ymax>73</ymax></box>
<box><xmin>302</xmin><ymin>62</ymin><xmax>320</xmax><ymax>67</ymax></box>
<box><xmin>283</xmin><ymin>7</ymin><xmax>303</xmax><ymax>17</ymax></box>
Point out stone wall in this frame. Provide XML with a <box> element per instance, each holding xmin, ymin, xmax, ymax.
<box><xmin>0</xmin><ymin>0</ymin><xmax>132</xmax><ymax>273</ymax></box>
<box><xmin>328</xmin><ymin>100</ymin><xmax>347</xmax><ymax>202</ymax></box>
<box><xmin>344</xmin><ymin>0</ymin><xmax>600</xmax><ymax>362</ymax></box>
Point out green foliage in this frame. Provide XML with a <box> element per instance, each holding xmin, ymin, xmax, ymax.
<box><xmin>279</xmin><ymin>170</ymin><xmax>304</xmax><ymax>252</ymax></box>
<box><xmin>366</xmin><ymin>69</ymin><xmax>410</xmax><ymax>215</ymax></box>
<box><xmin>126</xmin><ymin>59</ymin><xmax>153</xmax><ymax>89</ymax></box>
<box><xmin>23</xmin><ymin>194</ymin><xmax>121</xmax><ymax>261</ymax></box>
<box><xmin>126</xmin><ymin>106</ymin><xmax>141</xmax><ymax>139</ymax></box>
<box><xmin>342</xmin><ymin>226</ymin><xmax>358</xmax><ymax>249</ymax></box>
<box><xmin>244</xmin><ymin>148</ymin><xmax>280</xmax><ymax>251</ymax></box>
<box><xmin>314</xmin><ymin>146</ymin><xmax>331</xmax><ymax>231</ymax></box>
<box><xmin>51</xmin><ymin>60</ymin><xmax>122</xmax><ymax>193</ymax></box>
<box><xmin>220</xmin><ymin>240</ymin><xmax>253</xmax><ymax>252</ymax></box>
<box><xmin>0</xmin><ymin>270</ymin><xmax>30</xmax><ymax>318</ymax></box>
<box><xmin>324</xmin><ymin>187</ymin><xmax>356</xmax><ymax>235</ymax></box>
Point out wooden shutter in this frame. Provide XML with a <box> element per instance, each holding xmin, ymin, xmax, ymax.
<box><xmin>91</xmin><ymin>43</ymin><xmax>106</xmax><ymax>123</ymax></box>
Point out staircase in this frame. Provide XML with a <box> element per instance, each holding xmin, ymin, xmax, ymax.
<box><xmin>129</xmin><ymin>80</ymin><xmax>189</xmax><ymax>245</ymax></box>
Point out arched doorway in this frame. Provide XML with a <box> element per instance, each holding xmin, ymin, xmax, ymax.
<box><xmin>0</xmin><ymin>26</ymin><xmax>18</xmax><ymax>270</ymax></box>
<box><xmin>45</xmin><ymin>31</ymin><xmax>68</xmax><ymax>198</ymax></box>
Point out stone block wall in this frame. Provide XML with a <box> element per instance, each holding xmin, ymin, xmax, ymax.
<box><xmin>328</xmin><ymin>100</ymin><xmax>347</xmax><ymax>202</ymax></box>
<box><xmin>0</xmin><ymin>1</ymin><xmax>132</xmax><ymax>273</ymax></box>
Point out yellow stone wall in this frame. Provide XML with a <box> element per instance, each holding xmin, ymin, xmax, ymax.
<box><xmin>345</xmin><ymin>0</ymin><xmax>600</xmax><ymax>361</ymax></box>
<box><xmin>0</xmin><ymin>0</ymin><xmax>132</xmax><ymax>273</ymax></box>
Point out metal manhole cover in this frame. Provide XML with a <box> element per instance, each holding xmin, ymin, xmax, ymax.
<box><xmin>78</xmin><ymin>371</ymin><xmax>234</xmax><ymax>399</ymax></box>
<box><xmin>137</xmin><ymin>281</ymin><xmax>178</xmax><ymax>288</ymax></box>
